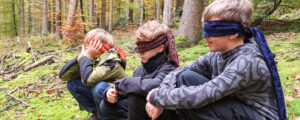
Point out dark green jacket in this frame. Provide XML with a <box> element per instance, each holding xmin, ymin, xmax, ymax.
<box><xmin>59</xmin><ymin>49</ymin><xmax>127</xmax><ymax>86</ymax></box>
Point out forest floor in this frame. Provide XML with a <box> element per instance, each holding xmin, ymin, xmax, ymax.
<box><xmin>0</xmin><ymin>19</ymin><xmax>299</xmax><ymax>120</ymax></box>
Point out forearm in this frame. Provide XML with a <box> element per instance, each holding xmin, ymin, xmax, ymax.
<box><xmin>78</xmin><ymin>56</ymin><xmax>94</xmax><ymax>84</ymax></box>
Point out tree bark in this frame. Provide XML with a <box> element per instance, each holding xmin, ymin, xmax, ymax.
<box><xmin>20</xmin><ymin>0</ymin><xmax>25</xmax><ymax>37</ymax></box>
<box><xmin>42</xmin><ymin>0</ymin><xmax>48</xmax><ymax>35</ymax></box>
<box><xmin>108</xmin><ymin>0</ymin><xmax>113</xmax><ymax>31</ymax></box>
<box><xmin>63</xmin><ymin>0</ymin><xmax>78</xmax><ymax>39</ymax></box>
<box><xmin>56</xmin><ymin>0</ymin><xmax>62</xmax><ymax>41</ymax></box>
<box><xmin>177</xmin><ymin>0</ymin><xmax>203</xmax><ymax>45</ymax></box>
<box><xmin>162</xmin><ymin>0</ymin><xmax>173</xmax><ymax>26</ymax></box>
<box><xmin>28</xmin><ymin>0</ymin><xmax>33</xmax><ymax>34</ymax></box>
<box><xmin>156</xmin><ymin>0</ymin><xmax>160</xmax><ymax>20</ymax></box>
<box><xmin>139</xmin><ymin>0</ymin><xmax>144</xmax><ymax>26</ymax></box>
<box><xmin>101</xmin><ymin>0</ymin><xmax>106</xmax><ymax>30</ymax></box>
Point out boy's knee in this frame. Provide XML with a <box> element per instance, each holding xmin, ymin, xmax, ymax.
<box><xmin>92</xmin><ymin>81</ymin><xmax>110</xmax><ymax>97</ymax></box>
<box><xmin>177</xmin><ymin>71</ymin><xmax>209</xmax><ymax>86</ymax></box>
<box><xmin>66</xmin><ymin>79</ymin><xmax>81</xmax><ymax>93</ymax></box>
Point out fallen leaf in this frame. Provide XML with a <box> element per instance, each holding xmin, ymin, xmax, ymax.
<box><xmin>286</xmin><ymin>104</ymin><xmax>291</xmax><ymax>107</ymax></box>
<box><xmin>47</xmin><ymin>89</ymin><xmax>55</xmax><ymax>94</ymax></box>
<box><xmin>291</xmin><ymin>74</ymin><xmax>297</xmax><ymax>79</ymax></box>
<box><xmin>285</xmin><ymin>96</ymin><xmax>294</xmax><ymax>101</ymax></box>
<box><xmin>75</xmin><ymin>114</ymin><xmax>81</xmax><ymax>119</ymax></box>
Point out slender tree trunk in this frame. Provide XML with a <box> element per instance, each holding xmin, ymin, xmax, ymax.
<box><xmin>139</xmin><ymin>0</ymin><xmax>144</xmax><ymax>26</ymax></box>
<box><xmin>108</xmin><ymin>0</ymin><xmax>113</xmax><ymax>31</ymax></box>
<box><xmin>51</xmin><ymin>0</ymin><xmax>56</xmax><ymax>33</ymax></box>
<box><xmin>118</xmin><ymin>0</ymin><xmax>121</xmax><ymax>19</ymax></box>
<box><xmin>129</xmin><ymin>0</ymin><xmax>134</xmax><ymax>22</ymax></box>
<box><xmin>42</xmin><ymin>0</ymin><xmax>48</xmax><ymax>35</ymax></box>
<box><xmin>125</xmin><ymin>0</ymin><xmax>129</xmax><ymax>19</ymax></box>
<box><xmin>89</xmin><ymin>0</ymin><xmax>95</xmax><ymax>27</ymax></box>
<box><xmin>12</xmin><ymin>0</ymin><xmax>18</xmax><ymax>36</ymax></box>
<box><xmin>28</xmin><ymin>0</ymin><xmax>32</xmax><ymax>34</ymax></box>
<box><xmin>177</xmin><ymin>0</ymin><xmax>203</xmax><ymax>45</ymax></box>
<box><xmin>79</xmin><ymin>0</ymin><xmax>87</xmax><ymax>33</ymax></box>
<box><xmin>20</xmin><ymin>0</ymin><xmax>25</xmax><ymax>37</ymax></box>
<box><xmin>63</xmin><ymin>0</ymin><xmax>78</xmax><ymax>38</ymax></box>
<box><xmin>56</xmin><ymin>0</ymin><xmax>62</xmax><ymax>40</ymax></box>
<box><xmin>163</xmin><ymin>0</ymin><xmax>173</xmax><ymax>26</ymax></box>
<box><xmin>101</xmin><ymin>0</ymin><xmax>106</xmax><ymax>30</ymax></box>
<box><xmin>156</xmin><ymin>0</ymin><xmax>160</xmax><ymax>20</ymax></box>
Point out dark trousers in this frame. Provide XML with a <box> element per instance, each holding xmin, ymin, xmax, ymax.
<box><xmin>67</xmin><ymin>78</ymin><xmax>110</xmax><ymax>119</ymax></box>
<box><xmin>127</xmin><ymin>94</ymin><xmax>178</xmax><ymax>120</ymax></box>
<box><xmin>100</xmin><ymin>94</ymin><xmax>178</xmax><ymax>120</ymax></box>
<box><xmin>175</xmin><ymin>71</ymin><xmax>264</xmax><ymax>120</ymax></box>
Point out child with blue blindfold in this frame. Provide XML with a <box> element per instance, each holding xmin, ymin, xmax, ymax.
<box><xmin>145</xmin><ymin>0</ymin><xmax>286</xmax><ymax>120</ymax></box>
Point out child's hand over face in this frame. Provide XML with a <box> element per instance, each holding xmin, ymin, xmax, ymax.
<box><xmin>86</xmin><ymin>39</ymin><xmax>103</xmax><ymax>59</ymax></box>
<box><xmin>106</xmin><ymin>88</ymin><xmax>117</xmax><ymax>103</ymax></box>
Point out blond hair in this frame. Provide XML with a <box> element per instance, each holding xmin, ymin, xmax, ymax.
<box><xmin>202</xmin><ymin>0</ymin><xmax>253</xmax><ymax>27</ymax></box>
<box><xmin>83</xmin><ymin>29</ymin><xmax>114</xmax><ymax>47</ymax></box>
<box><xmin>136</xmin><ymin>21</ymin><xmax>169</xmax><ymax>42</ymax></box>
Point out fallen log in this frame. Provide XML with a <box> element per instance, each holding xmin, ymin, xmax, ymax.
<box><xmin>23</xmin><ymin>55</ymin><xmax>54</xmax><ymax>72</ymax></box>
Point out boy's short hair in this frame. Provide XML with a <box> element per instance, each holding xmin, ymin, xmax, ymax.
<box><xmin>83</xmin><ymin>29</ymin><xmax>114</xmax><ymax>47</ymax></box>
<box><xmin>136</xmin><ymin>21</ymin><xmax>169</xmax><ymax>42</ymax></box>
<box><xmin>202</xmin><ymin>0</ymin><xmax>253</xmax><ymax>27</ymax></box>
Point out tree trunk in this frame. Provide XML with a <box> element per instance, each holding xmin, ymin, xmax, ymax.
<box><xmin>56</xmin><ymin>0</ymin><xmax>62</xmax><ymax>41</ymax></box>
<box><xmin>28</xmin><ymin>0</ymin><xmax>32</xmax><ymax>34</ymax></box>
<box><xmin>156</xmin><ymin>0</ymin><xmax>160</xmax><ymax>20</ymax></box>
<box><xmin>20</xmin><ymin>0</ymin><xmax>25</xmax><ymax>37</ymax></box>
<box><xmin>129</xmin><ymin>0</ymin><xmax>134</xmax><ymax>22</ymax></box>
<box><xmin>125</xmin><ymin>0</ymin><xmax>129</xmax><ymax>19</ymax></box>
<box><xmin>89</xmin><ymin>0</ymin><xmax>95</xmax><ymax>27</ymax></box>
<box><xmin>108</xmin><ymin>0</ymin><xmax>113</xmax><ymax>31</ymax></box>
<box><xmin>79</xmin><ymin>0</ymin><xmax>87</xmax><ymax>33</ymax></box>
<box><xmin>177</xmin><ymin>0</ymin><xmax>203</xmax><ymax>45</ymax></box>
<box><xmin>139</xmin><ymin>0</ymin><xmax>144</xmax><ymax>26</ymax></box>
<box><xmin>63</xmin><ymin>0</ymin><xmax>78</xmax><ymax>38</ymax></box>
<box><xmin>42</xmin><ymin>0</ymin><xmax>48</xmax><ymax>35</ymax></box>
<box><xmin>12</xmin><ymin>0</ymin><xmax>18</xmax><ymax>36</ymax></box>
<box><xmin>162</xmin><ymin>0</ymin><xmax>173</xmax><ymax>26</ymax></box>
<box><xmin>101</xmin><ymin>0</ymin><xmax>106</xmax><ymax>30</ymax></box>
<box><xmin>51</xmin><ymin>0</ymin><xmax>56</xmax><ymax>33</ymax></box>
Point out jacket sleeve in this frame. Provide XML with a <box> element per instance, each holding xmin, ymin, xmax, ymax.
<box><xmin>59</xmin><ymin>57</ymin><xmax>81</xmax><ymax>81</ymax></box>
<box><xmin>79</xmin><ymin>56</ymin><xmax>126</xmax><ymax>86</ymax></box>
<box><xmin>115</xmin><ymin>66</ymin><xmax>174</xmax><ymax>96</ymax></box>
<box><xmin>150</xmin><ymin>54</ymin><xmax>264</xmax><ymax>109</ymax></box>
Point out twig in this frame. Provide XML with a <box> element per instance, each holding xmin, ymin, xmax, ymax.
<box><xmin>23</xmin><ymin>55</ymin><xmax>54</xmax><ymax>72</ymax></box>
<box><xmin>4</xmin><ymin>71</ymin><xmax>21</xmax><ymax>81</ymax></box>
<box><xmin>9</xmin><ymin>87</ymin><xmax>19</xmax><ymax>94</ymax></box>
<box><xmin>27</xmin><ymin>41</ymin><xmax>37</xmax><ymax>62</ymax></box>
<box><xmin>6</xmin><ymin>93</ymin><xmax>30</xmax><ymax>107</ymax></box>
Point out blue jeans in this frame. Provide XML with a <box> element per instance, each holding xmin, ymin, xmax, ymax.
<box><xmin>67</xmin><ymin>79</ymin><xmax>110</xmax><ymax>118</ymax></box>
